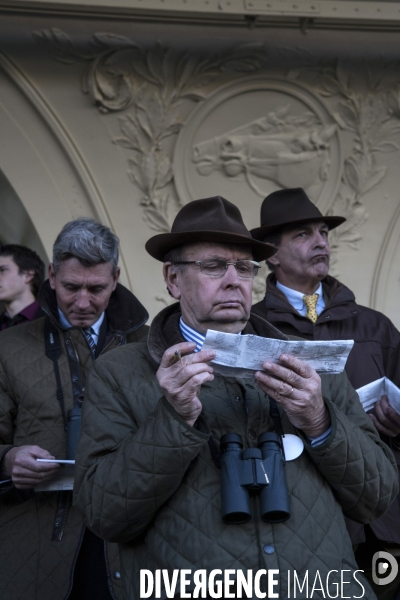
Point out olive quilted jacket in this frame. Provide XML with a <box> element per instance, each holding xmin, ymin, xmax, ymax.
<box><xmin>0</xmin><ymin>281</ymin><xmax>148</xmax><ymax>600</ymax></box>
<box><xmin>74</xmin><ymin>304</ymin><xmax>399</xmax><ymax>600</ymax></box>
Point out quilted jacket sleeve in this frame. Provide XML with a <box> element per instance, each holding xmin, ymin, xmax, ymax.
<box><xmin>73</xmin><ymin>345</ymin><xmax>210</xmax><ymax>543</ymax></box>
<box><xmin>305</xmin><ymin>371</ymin><xmax>399</xmax><ymax>522</ymax></box>
<box><xmin>0</xmin><ymin>354</ymin><xmax>17</xmax><ymax>463</ymax></box>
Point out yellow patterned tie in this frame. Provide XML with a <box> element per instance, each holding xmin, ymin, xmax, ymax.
<box><xmin>303</xmin><ymin>294</ymin><xmax>319</xmax><ymax>323</ymax></box>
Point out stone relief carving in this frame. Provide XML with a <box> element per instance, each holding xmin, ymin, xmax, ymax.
<box><xmin>35</xmin><ymin>30</ymin><xmax>400</xmax><ymax>301</ymax></box>
<box><xmin>281</xmin><ymin>49</ymin><xmax>400</xmax><ymax>272</ymax></box>
<box><xmin>174</xmin><ymin>76</ymin><xmax>342</xmax><ymax>221</ymax></box>
<box><xmin>192</xmin><ymin>110</ymin><xmax>336</xmax><ymax>196</ymax></box>
<box><xmin>35</xmin><ymin>28</ymin><xmax>268</xmax><ymax>233</ymax></box>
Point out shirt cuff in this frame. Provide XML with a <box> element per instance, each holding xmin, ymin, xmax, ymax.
<box><xmin>308</xmin><ymin>426</ymin><xmax>332</xmax><ymax>447</ymax></box>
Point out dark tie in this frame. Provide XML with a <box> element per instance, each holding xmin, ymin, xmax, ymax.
<box><xmin>84</xmin><ymin>327</ymin><xmax>96</xmax><ymax>357</ymax></box>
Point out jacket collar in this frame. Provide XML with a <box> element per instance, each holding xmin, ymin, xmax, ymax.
<box><xmin>148</xmin><ymin>302</ymin><xmax>288</xmax><ymax>365</ymax></box>
<box><xmin>265</xmin><ymin>273</ymin><xmax>357</xmax><ymax>318</ymax></box>
<box><xmin>39</xmin><ymin>279</ymin><xmax>149</xmax><ymax>335</ymax></box>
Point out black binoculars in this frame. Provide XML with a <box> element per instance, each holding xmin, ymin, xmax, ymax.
<box><xmin>219</xmin><ymin>432</ymin><xmax>290</xmax><ymax>524</ymax></box>
<box><xmin>66</xmin><ymin>407</ymin><xmax>81</xmax><ymax>460</ymax></box>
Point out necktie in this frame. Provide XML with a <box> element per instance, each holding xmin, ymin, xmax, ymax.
<box><xmin>303</xmin><ymin>294</ymin><xmax>319</xmax><ymax>323</ymax></box>
<box><xmin>84</xmin><ymin>327</ymin><xmax>96</xmax><ymax>357</ymax></box>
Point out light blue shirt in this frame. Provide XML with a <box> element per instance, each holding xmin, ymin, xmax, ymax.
<box><xmin>276</xmin><ymin>281</ymin><xmax>325</xmax><ymax>317</ymax></box>
<box><xmin>57</xmin><ymin>308</ymin><xmax>104</xmax><ymax>346</ymax></box>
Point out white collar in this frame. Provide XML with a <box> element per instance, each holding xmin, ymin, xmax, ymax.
<box><xmin>276</xmin><ymin>281</ymin><xmax>324</xmax><ymax>315</ymax></box>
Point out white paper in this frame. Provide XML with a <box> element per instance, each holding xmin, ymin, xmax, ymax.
<box><xmin>36</xmin><ymin>459</ymin><xmax>75</xmax><ymax>464</ymax></box>
<box><xmin>202</xmin><ymin>330</ymin><xmax>354</xmax><ymax>377</ymax></box>
<box><xmin>356</xmin><ymin>377</ymin><xmax>400</xmax><ymax>415</ymax></box>
<box><xmin>34</xmin><ymin>463</ymin><xmax>75</xmax><ymax>492</ymax></box>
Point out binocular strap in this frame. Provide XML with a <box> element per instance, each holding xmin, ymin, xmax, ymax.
<box><xmin>44</xmin><ymin>317</ymin><xmax>85</xmax><ymax>541</ymax></box>
<box><xmin>206</xmin><ymin>395</ymin><xmax>285</xmax><ymax>471</ymax></box>
<box><xmin>44</xmin><ymin>317</ymin><xmax>67</xmax><ymax>431</ymax></box>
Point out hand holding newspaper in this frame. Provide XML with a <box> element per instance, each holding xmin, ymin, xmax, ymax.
<box><xmin>201</xmin><ymin>330</ymin><xmax>354</xmax><ymax>378</ymax></box>
<box><xmin>356</xmin><ymin>377</ymin><xmax>400</xmax><ymax>415</ymax></box>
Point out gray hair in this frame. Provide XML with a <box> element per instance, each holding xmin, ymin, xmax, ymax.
<box><xmin>163</xmin><ymin>245</ymin><xmax>186</xmax><ymax>268</ymax></box>
<box><xmin>52</xmin><ymin>218</ymin><xmax>119</xmax><ymax>274</ymax></box>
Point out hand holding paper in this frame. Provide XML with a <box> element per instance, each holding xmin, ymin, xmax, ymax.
<box><xmin>2</xmin><ymin>445</ymin><xmax>60</xmax><ymax>489</ymax></box>
<box><xmin>255</xmin><ymin>353</ymin><xmax>331</xmax><ymax>439</ymax></box>
<box><xmin>156</xmin><ymin>341</ymin><xmax>215</xmax><ymax>426</ymax></box>
<box><xmin>356</xmin><ymin>377</ymin><xmax>400</xmax><ymax>437</ymax></box>
<box><xmin>370</xmin><ymin>395</ymin><xmax>400</xmax><ymax>437</ymax></box>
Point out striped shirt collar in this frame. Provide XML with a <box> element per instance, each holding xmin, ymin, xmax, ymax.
<box><xmin>179</xmin><ymin>318</ymin><xmax>243</xmax><ymax>351</ymax></box>
<box><xmin>179</xmin><ymin>317</ymin><xmax>205</xmax><ymax>352</ymax></box>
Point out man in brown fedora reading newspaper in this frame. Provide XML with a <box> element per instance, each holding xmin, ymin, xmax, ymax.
<box><xmin>251</xmin><ymin>187</ymin><xmax>400</xmax><ymax>597</ymax></box>
<box><xmin>74</xmin><ymin>196</ymin><xmax>397</xmax><ymax>600</ymax></box>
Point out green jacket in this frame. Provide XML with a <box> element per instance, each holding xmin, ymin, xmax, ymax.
<box><xmin>0</xmin><ymin>280</ymin><xmax>148</xmax><ymax>600</ymax></box>
<box><xmin>74</xmin><ymin>304</ymin><xmax>399</xmax><ymax>600</ymax></box>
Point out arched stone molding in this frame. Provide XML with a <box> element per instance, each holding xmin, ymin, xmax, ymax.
<box><xmin>0</xmin><ymin>50</ymin><xmax>132</xmax><ymax>285</ymax></box>
<box><xmin>0</xmin><ymin>167</ymin><xmax>47</xmax><ymax>259</ymax></box>
<box><xmin>370</xmin><ymin>196</ymin><xmax>400</xmax><ymax>325</ymax></box>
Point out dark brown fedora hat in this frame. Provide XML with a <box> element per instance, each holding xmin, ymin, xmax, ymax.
<box><xmin>250</xmin><ymin>188</ymin><xmax>346</xmax><ymax>241</ymax></box>
<box><xmin>145</xmin><ymin>196</ymin><xmax>277</xmax><ymax>262</ymax></box>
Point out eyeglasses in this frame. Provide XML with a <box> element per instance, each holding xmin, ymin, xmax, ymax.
<box><xmin>172</xmin><ymin>259</ymin><xmax>261</xmax><ymax>278</ymax></box>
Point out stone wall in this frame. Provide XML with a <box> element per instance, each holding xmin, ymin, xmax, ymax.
<box><xmin>1</xmin><ymin>9</ymin><xmax>400</xmax><ymax>324</ymax></box>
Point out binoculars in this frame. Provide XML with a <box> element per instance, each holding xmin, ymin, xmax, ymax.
<box><xmin>66</xmin><ymin>407</ymin><xmax>81</xmax><ymax>460</ymax></box>
<box><xmin>219</xmin><ymin>432</ymin><xmax>290</xmax><ymax>524</ymax></box>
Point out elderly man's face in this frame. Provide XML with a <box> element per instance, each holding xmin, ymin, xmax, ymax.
<box><xmin>269</xmin><ymin>221</ymin><xmax>330</xmax><ymax>294</ymax></box>
<box><xmin>49</xmin><ymin>258</ymin><xmax>119</xmax><ymax>328</ymax></box>
<box><xmin>164</xmin><ymin>242</ymin><xmax>254</xmax><ymax>334</ymax></box>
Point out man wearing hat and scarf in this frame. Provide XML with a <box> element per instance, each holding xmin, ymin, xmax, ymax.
<box><xmin>251</xmin><ymin>187</ymin><xmax>400</xmax><ymax>597</ymax></box>
<box><xmin>74</xmin><ymin>196</ymin><xmax>397</xmax><ymax>600</ymax></box>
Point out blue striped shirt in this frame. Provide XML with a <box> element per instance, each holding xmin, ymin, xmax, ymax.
<box><xmin>179</xmin><ymin>318</ymin><xmax>205</xmax><ymax>352</ymax></box>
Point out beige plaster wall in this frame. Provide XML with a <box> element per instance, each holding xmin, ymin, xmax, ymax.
<box><xmin>1</xmin><ymin>13</ymin><xmax>400</xmax><ymax>326</ymax></box>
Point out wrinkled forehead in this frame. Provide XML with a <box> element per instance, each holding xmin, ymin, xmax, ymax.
<box><xmin>55</xmin><ymin>257</ymin><xmax>115</xmax><ymax>283</ymax></box>
<box><xmin>181</xmin><ymin>242</ymin><xmax>254</xmax><ymax>260</ymax></box>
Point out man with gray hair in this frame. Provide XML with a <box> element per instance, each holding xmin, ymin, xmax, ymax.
<box><xmin>0</xmin><ymin>218</ymin><xmax>148</xmax><ymax>600</ymax></box>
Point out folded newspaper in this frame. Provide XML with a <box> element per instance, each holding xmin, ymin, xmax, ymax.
<box><xmin>356</xmin><ymin>376</ymin><xmax>400</xmax><ymax>415</ymax></box>
<box><xmin>202</xmin><ymin>330</ymin><xmax>354</xmax><ymax>378</ymax></box>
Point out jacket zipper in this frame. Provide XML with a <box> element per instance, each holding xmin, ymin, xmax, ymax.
<box><xmin>63</xmin><ymin>524</ymin><xmax>86</xmax><ymax>600</ymax></box>
<box><xmin>103</xmin><ymin>541</ymin><xmax>119</xmax><ymax>600</ymax></box>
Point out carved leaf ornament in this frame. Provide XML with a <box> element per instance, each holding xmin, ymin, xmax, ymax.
<box><xmin>35</xmin><ymin>30</ymin><xmax>400</xmax><ymax>288</ymax></box>
<box><xmin>35</xmin><ymin>29</ymin><xmax>268</xmax><ymax>233</ymax></box>
<box><xmin>282</xmin><ymin>49</ymin><xmax>400</xmax><ymax>271</ymax></box>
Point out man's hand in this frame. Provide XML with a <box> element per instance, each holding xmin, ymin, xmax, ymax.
<box><xmin>1</xmin><ymin>446</ymin><xmax>60</xmax><ymax>489</ymax></box>
<box><xmin>369</xmin><ymin>395</ymin><xmax>400</xmax><ymax>437</ymax></box>
<box><xmin>255</xmin><ymin>353</ymin><xmax>331</xmax><ymax>439</ymax></box>
<box><xmin>156</xmin><ymin>342</ymin><xmax>215</xmax><ymax>427</ymax></box>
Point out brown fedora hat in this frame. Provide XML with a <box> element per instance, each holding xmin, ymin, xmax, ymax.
<box><xmin>145</xmin><ymin>196</ymin><xmax>277</xmax><ymax>262</ymax></box>
<box><xmin>250</xmin><ymin>188</ymin><xmax>346</xmax><ymax>241</ymax></box>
